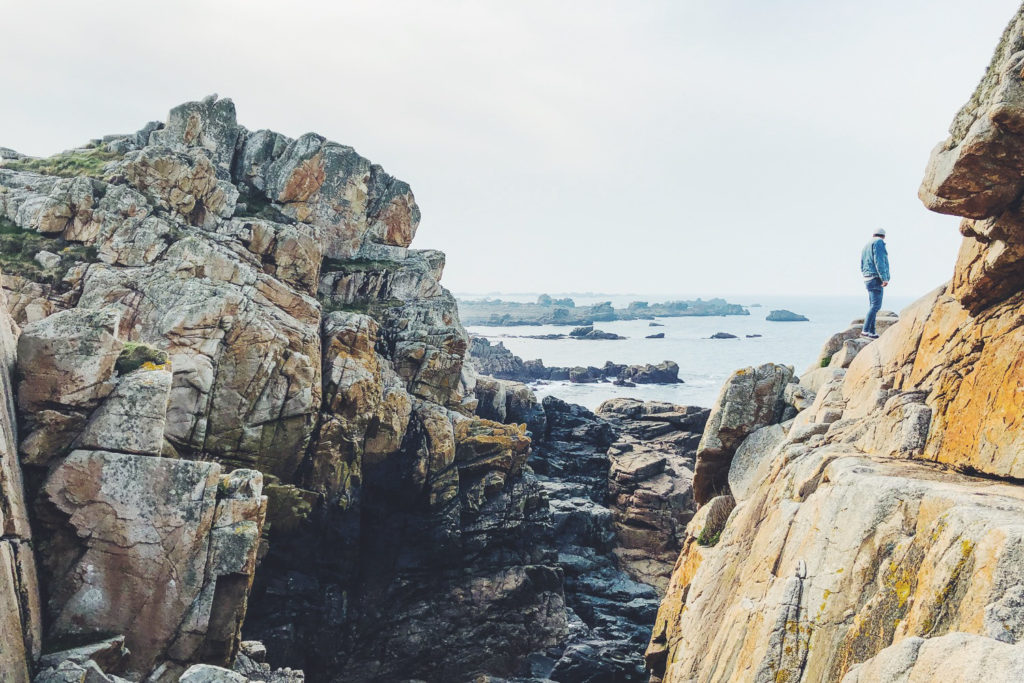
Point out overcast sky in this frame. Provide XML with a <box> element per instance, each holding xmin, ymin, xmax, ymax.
<box><xmin>2</xmin><ymin>1</ymin><xmax>1019</xmax><ymax>299</ymax></box>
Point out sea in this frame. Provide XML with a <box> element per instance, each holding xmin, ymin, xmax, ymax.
<box><xmin>459</xmin><ymin>293</ymin><xmax>916</xmax><ymax>410</ymax></box>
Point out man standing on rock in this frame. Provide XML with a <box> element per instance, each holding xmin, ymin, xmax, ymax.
<box><xmin>860</xmin><ymin>228</ymin><xmax>889</xmax><ymax>339</ymax></box>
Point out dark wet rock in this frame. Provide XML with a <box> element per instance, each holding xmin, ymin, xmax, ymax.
<box><xmin>618</xmin><ymin>361</ymin><xmax>682</xmax><ymax>385</ymax></box>
<box><xmin>710</xmin><ymin>332</ymin><xmax>738</xmax><ymax>339</ymax></box>
<box><xmin>569</xmin><ymin>326</ymin><xmax>626</xmax><ymax>340</ymax></box>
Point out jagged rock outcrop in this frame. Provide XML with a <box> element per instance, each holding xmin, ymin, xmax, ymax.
<box><xmin>0</xmin><ymin>97</ymin><xmax>572</xmax><ymax>681</ymax></box>
<box><xmin>529</xmin><ymin>397</ymin><xmax>657</xmax><ymax>682</ymax></box>
<box><xmin>598</xmin><ymin>399</ymin><xmax>709</xmax><ymax>590</ymax></box>
<box><xmin>691</xmin><ymin>362</ymin><xmax>794</xmax><ymax>505</ymax></box>
<box><xmin>16</xmin><ymin>307</ymin><xmax>266</xmax><ymax>680</ymax></box>
<box><xmin>647</xmin><ymin>10</ymin><xmax>1024</xmax><ymax>680</ymax></box>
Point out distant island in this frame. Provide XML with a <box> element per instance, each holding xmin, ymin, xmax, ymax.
<box><xmin>766</xmin><ymin>309</ymin><xmax>809</xmax><ymax>322</ymax></box>
<box><xmin>458</xmin><ymin>294</ymin><xmax>749</xmax><ymax>326</ymax></box>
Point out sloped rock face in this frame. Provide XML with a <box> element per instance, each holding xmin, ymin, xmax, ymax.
<box><xmin>648</xmin><ymin>10</ymin><xmax>1024</xmax><ymax>680</ymax></box>
<box><xmin>0</xmin><ymin>276</ymin><xmax>41</xmax><ymax>683</ymax></box>
<box><xmin>0</xmin><ymin>97</ymin><xmax>569</xmax><ymax>681</ymax></box>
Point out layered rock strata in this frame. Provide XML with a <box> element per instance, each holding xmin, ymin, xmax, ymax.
<box><xmin>599</xmin><ymin>400</ymin><xmax>709</xmax><ymax>591</ymax></box>
<box><xmin>647</xmin><ymin>10</ymin><xmax>1024</xmax><ymax>680</ymax></box>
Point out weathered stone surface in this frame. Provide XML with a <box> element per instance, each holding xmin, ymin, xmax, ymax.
<box><xmin>618</xmin><ymin>360</ymin><xmax>682</xmax><ymax>384</ymax></box>
<box><xmin>828</xmin><ymin>337</ymin><xmax>871</xmax><ymax>369</ymax></box>
<box><xmin>304</xmin><ymin>311</ymin><xmax>410</xmax><ymax>502</ymax></box>
<box><xmin>179</xmin><ymin>664</ymin><xmax>247</xmax><ymax>683</ymax></box>
<box><xmin>37</xmin><ymin>635</ymin><xmax>128</xmax><ymax>671</ymax></box>
<box><xmin>76</xmin><ymin>238</ymin><xmax>322</xmax><ymax>478</ymax></box>
<box><xmin>842</xmin><ymin>633</ymin><xmax>1024</xmax><ymax>682</ymax></box>
<box><xmin>919</xmin><ymin>6</ymin><xmax>1024</xmax><ymax>219</ymax></box>
<box><xmin>107</xmin><ymin>146</ymin><xmax>238</xmax><ymax>229</ymax></box>
<box><xmin>599</xmin><ymin>399</ymin><xmax>708</xmax><ymax>590</ymax></box>
<box><xmin>650</xmin><ymin>446</ymin><xmax>1024</xmax><ymax>683</ymax></box>
<box><xmin>32</xmin><ymin>659</ymin><xmax>125</xmax><ymax>683</ymax></box>
<box><xmin>77</xmin><ymin>367</ymin><xmax>172</xmax><ymax>455</ymax></box>
<box><xmin>728</xmin><ymin>423</ymin><xmax>787</xmax><ymax>501</ymax></box>
<box><xmin>149</xmin><ymin>95</ymin><xmax>242</xmax><ymax>172</ymax></box>
<box><xmin>16</xmin><ymin>307</ymin><xmax>122</xmax><ymax>412</ymax></box>
<box><xmin>35</xmin><ymin>450</ymin><xmax>265</xmax><ymax>678</ymax></box>
<box><xmin>528</xmin><ymin>397</ymin><xmax>663</xmax><ymax>681</ymax></box>
<box><xmin>233</xmin><ymin>648</ymin><xmax>305</xmax><ymax>682</ymax></box>
<box><xmin>985</xmin><ymin>583</ymin><xmax>1024</xmax><ymax>644</ymax></box>
<box><xmin>465</xmin><ymin>335</ymin><xmax>527</xmax><ymax>380</ymax></box>
<box><xmin>649</xmin><ymin>282</ymin><xmax>1024</xmax><ymax>682</ymax></box>
<box><xmin>693</xmin><ymin>363</ymin><xmax>794</xmax><ymax>505</ymax></box>
<box><xmin>0</xmin><ymin>276</ymin><xmax>40</xmax><ymax>683</ymax></box>
<box><xmin>255</xmin><ymin>133</ymin><xmax>419</xmax><ymax>260</ymax></box>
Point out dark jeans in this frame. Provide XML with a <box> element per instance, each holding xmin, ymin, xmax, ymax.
<box><xmin>864</xmin><ymin>277</ymin><xmax>883</xmax><ymax>334</ymax></box>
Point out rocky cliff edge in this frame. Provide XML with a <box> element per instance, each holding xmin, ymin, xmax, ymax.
<box><xmin>0</xmin><ymin>95</ymin><xmax>566</xmax><ymax>681</ymax></box>
<box><xmin>646</xmin><ymin>6</ymin><xmax>1024</xmax><ymax>682</ymax></box>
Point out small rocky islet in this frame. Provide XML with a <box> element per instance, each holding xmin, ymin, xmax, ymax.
<box><xmin>766</xmin><ymin>308</ymin><xmax>810</xmax><ymax>322</ymax></box>
<box><xmin>3</xmin><ymin>5</ymin><xmax>1024</xmax><ymax>681</ymax></box>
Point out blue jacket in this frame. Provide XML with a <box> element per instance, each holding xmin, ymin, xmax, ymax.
<box><xmin>860</xmin><ymin>237</ymin><xmax>890</xmax><ymax>282</ymax></box>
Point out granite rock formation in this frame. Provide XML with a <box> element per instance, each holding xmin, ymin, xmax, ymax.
<box><xmin>521</xmin><ymin>395</ymin><xmax>707</xmax><ymax>681</ymax></box>
<box><xmin>599</xmin><ymin>400</ymin><xmax>709</xmax><ymax>590</ymax></box>
<box><xmin>0</xmin><ymin>97</ymin><xmax>575</xmax><ymax>681</ymax></box>
<box><xmin>646</xmin><ymin>9</ymin><xmax>1024</xmax><ymax>680</ymax></box>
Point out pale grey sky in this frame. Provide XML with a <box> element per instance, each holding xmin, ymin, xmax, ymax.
<box><xmin>2</xmin><ymin>1</ymin><xmax>1018</xmax><ymax>299</ymax></box>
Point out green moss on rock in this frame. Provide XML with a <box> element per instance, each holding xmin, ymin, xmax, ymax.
<box><xmin>263</xmin><ymin>479</ymin><xmax>317</xmax><ymax>535</ymax></box>
<box><xmin>697</xmin><ymin>529</ymin><xmax>722</xmax><ymax>547</ymax></box>
<box><xmin>2</xmin><ymin>145</ymin><xmax>123</xmax><ymax>179</ymax></box>
<box><xmin>116</xmin><ymin>342</ymin><xmax>169</xmax><ymax>374</ymax></box>
<box><xmin>0</xmin><ymin>217</ymin><xmax>100</xmax><ymax>284</ymax></box>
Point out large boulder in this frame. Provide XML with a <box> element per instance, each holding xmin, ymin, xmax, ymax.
<box><xmin>692</xmin><ymin>363</ymin><xmax>794</xmax><ymax>505</ymax></box>
<box><xmin>16</xmin><ymin>307</ymin><xmax>123</xmax><ymax>413</ymax></box>
<box><xmin>36</xmin><ymin>451</ymin><xmax>265</xmax><ymax>678</ymax></box>
<box><xmin>919</xmin><ymin>8</ymin><xmax>1024</xmax><ymax>219</ymax></box>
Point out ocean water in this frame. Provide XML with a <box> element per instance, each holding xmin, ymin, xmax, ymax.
<box><xmin>462</xmin><ymin>293</ymin><xmax>916</xmax><ymax>410</ymax></box>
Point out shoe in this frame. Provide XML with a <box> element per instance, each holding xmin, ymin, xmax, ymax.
<box><xmin>860</xmin><ymin>332</ymin><xmax>879</xmax><ymax>339</ymax></box>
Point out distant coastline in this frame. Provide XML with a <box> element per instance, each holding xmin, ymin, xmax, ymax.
<box><xmin>457</xmin><ymin>293</ymin><xmax>749</xmax><ymax>326</ymax></box>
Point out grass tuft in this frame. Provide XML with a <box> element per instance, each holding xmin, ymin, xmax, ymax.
<box><xmin>2</xmin><ymin>145</ymin><xmax>122</xmax><ymax>179</ymax></box>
